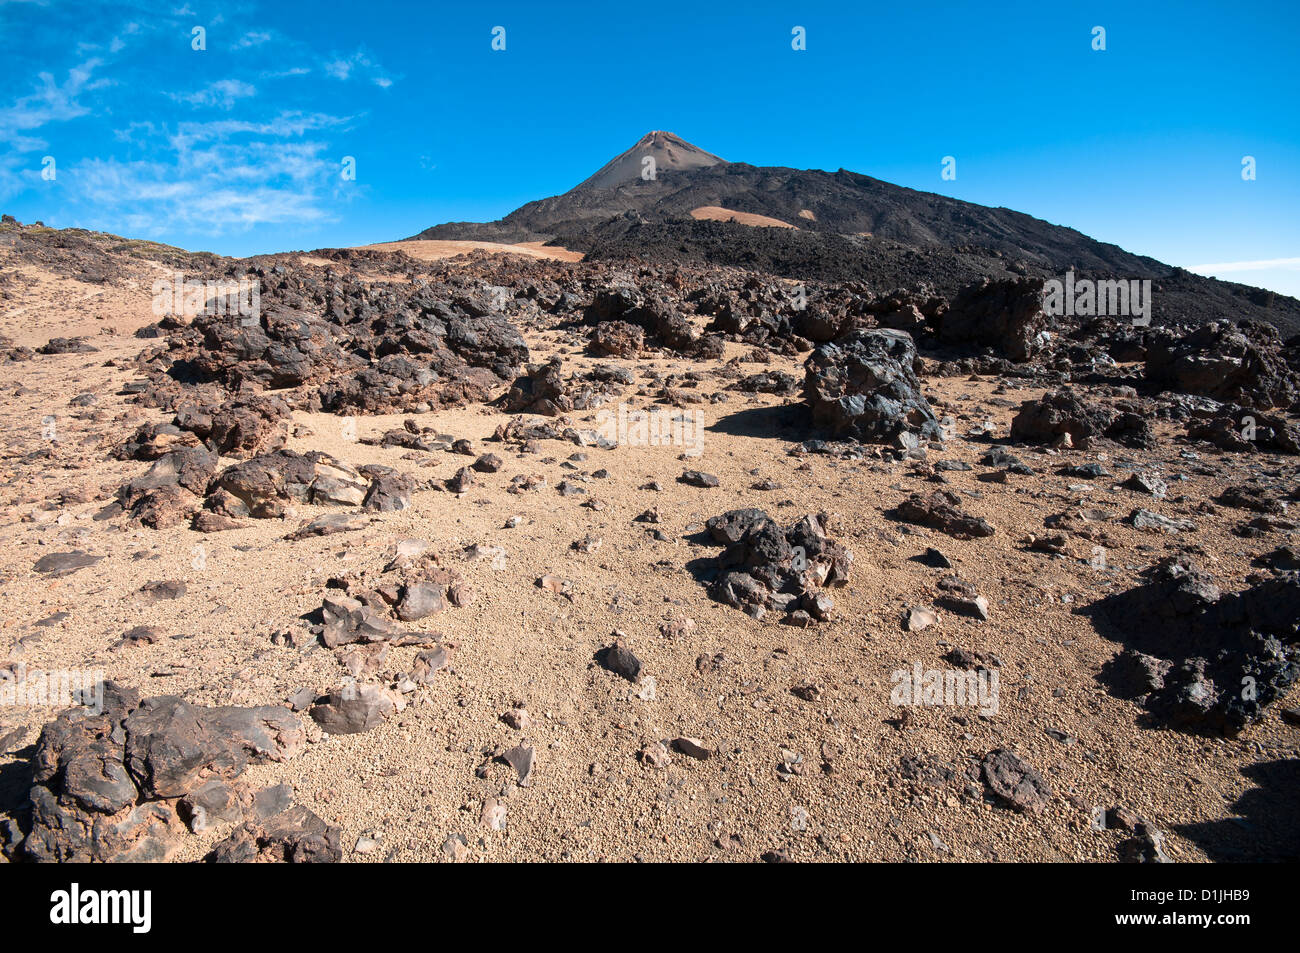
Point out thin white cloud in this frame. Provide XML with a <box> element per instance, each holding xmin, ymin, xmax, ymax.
<box><xmin>55</xmin><ymin>109</ymin><xmax>357</xmax><ymax>234</ymax></box>
<box><xmin>323</xmin><ymin>48</ymin><xmax>395</xmax><ymax>88</ymax></box>
<box><xmin>0</xmin><ymin>58</ymin><xmax>102</xmax><ymax>141</ymax></box>
<box><xmin>77</xmin><ymin>156</ymin><xmax>336</xmax><ymax>231</ymax></box>
<box><xmin>324</xmin><ymin>58</ymin><xmax>357</xmax><ymax>80</ymax></box>
<box><xmin>167</xmin><ymin>111</ymin><xmax>352</xmax><ymax>152</ymax></box>
<box><xmin>169</xmin><ymin>79</ymin><xmax>257</xmax><ymax>110</ymax></box>
<box><xmin>0</xmin><ymin>14</ymin><xmax>380</xmax><ymax>234</ymax></box>
<box><xmin>0</xmin><ymin>54</ymin><xmax>109</xmax><ymax>202</ymax></box>
<box><xmin>1188</xmin><ymin>257</ymin><xmax>1300</xmax><ymax>273</ymax></box>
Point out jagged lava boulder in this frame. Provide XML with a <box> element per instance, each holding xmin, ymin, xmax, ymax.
<box><xmin>1145</xmin><ymin>319</ymin><xmax>1298</xmax><ymax>409</ymax></box>
<box><xmin>937</xmin><ymin>277</ymin><xmax>1050</xmax><ymax>362</ymax></box>
<box><xmin>803</xmin><ymin>329</ymin><xmax>942</xmax><ymax>444</ymax></box>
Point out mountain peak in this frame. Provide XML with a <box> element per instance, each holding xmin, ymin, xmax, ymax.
<box><xmin>574</xmin><ymin>130</ymin><xmax>726</xmax><ymax>192</ymax></box>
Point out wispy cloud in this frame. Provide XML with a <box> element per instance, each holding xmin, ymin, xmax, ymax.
<box><xmin>169</xmin><ymin>78</ymin><xmax>257</xmax><ymax>110</ymax></box>
<box><xmin>262</xmin><ymin>66</ymin><xmax>311</xmax><ymax>79</ymax></box>
<box><xmin>0</xmin><ymin>58</ymin><xmax>101</xmax><ymax>141</ymax></box>
<box><xmin>68</xmin><ymin>112</ymin><xmax>353</xmax><ymax>233</ymax></box>
<box><xmin>0</xmin><ymin>7</ymin><xmax>382</xmax><ymax>239</ymax></box>
<box><xmin>0</xmin><ymin>58</ymin><xmax>105</xmax><ymax>201</ymax></box>
<box><xmin>323</xmin><ymin>47</ymin><xmax>395</xmax><ymax>88</ymax></box>
<box><xmin>1188</xmin><ymin>257</ymin><xmax>1300</xmax><ymax>273</ymax></box>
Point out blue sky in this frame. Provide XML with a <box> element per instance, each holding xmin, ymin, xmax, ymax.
<box><xmin>2</xmin><ymin>0</ymin><xmax>1297</xmax><ymax>295</ymax></box>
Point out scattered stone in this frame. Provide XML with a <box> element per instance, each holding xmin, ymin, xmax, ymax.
<box><xmin>1122</xmin><ymin>472</ymin><xmax>1167</xmax><ymax>499</ymax></box>
<box><xmin>672</xmin><ymin>737</ymin><xmax>713</xmax><ymax>760</ymax></box>
<box><xmin>0</xmin><ymin>726</ymin><xmax>29</xmax><ymax>753</ymax></box>
<box><xmin>502</xmin><ymin>707</ymin><xmax>531</xmax><ymax>730</ymax></box>
<box><xmin>917</xmin><ymin>547</ymin><xmax>952</xmax><ymax>569</ymax></box>
<box><xmin>308</xmin><ymin>685</ymin><xmax>396</xmax><ymax>735</ymax></box>
<box><xmin>287</xmin><ymin>513</ymin><xmax>369</xmax><ymax>540</ymax></box>
<box><xmin>411</xmin><ymin>647</ymin><xmax>450</xmax><ymax>684</ymax></box>
<box><xmin>596</xmin><ymin>640</ymin><xmax>642</xmax><ymax>681</ymax></box>
<box><xmin>680</xmin><ymin>470</ymin><xmax>719</xmax><ymax>488</ymax></box>
<box><xmin>981</xmin><ymin>749</ymin><xmax>1052</xmax><ymax>813</ymax></box>
<box><xmin>537</xmin><ymin>574</ymin><xmax>572</xmax><ymax>597</ymax></box>
<box><xmin>134</xmin><ymin>580</ymin><xmax>186</xmax><ymax>602</ymax></box>
<box><xmin>320</xmin><ymin>595</ymin><xmax>395</xmax><ymax>648</ymax></box>
<box><xmin>572</xmin><ymin>534</ymin><xmax>602</xmax><ymax>554</ymax></box>
<box><xmin>396</xmin><ymin>581</ymin><xmax>446</xmax><ymax>622</ymax></box>
<box><xmin>1129</xmin><ymin>509</ymin><xmax>1196</xmax><ymax>534</ymax></box>
<box><xmin>906</xmin><ymin>606</ymin><xmax>939</xmax><ymax>632</ymax></box>
<box><xmin>501</xmin><ymin>745</ymin><xmax>535</xmax><ymax>786</ymax></box>
<box><xmin>894</xmin><ymin>491</ymin><xmax>995</xmax><ymax>538</ymax></box>
<box><xmin>33</xmin><ymin>551</ymin><xmax>102</xmax><ymax>577</ymax></box>
<box><xmin>1063</xmin><ymin>463</ymin><xmax>1111</xmax><ymax>479</ymax></box>
<box><xmin>939</xmin><ymin>592</ymin><xmax>990</xmax><ymax>621</ymax></box>
<box><xmin>638</xmin><ymin>742</ymin><xmax>671</xmax><ymax>768</ymax></box>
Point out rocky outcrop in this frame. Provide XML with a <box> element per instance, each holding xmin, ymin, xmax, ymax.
<box><xmin>1145</xmin><ymin>320</ymin><xmax>1298</xmax><ymax>409</ymax></box>
<box><xmin>145</xmin><ymin>266</ymin><xmax>530</xmax><ymax>415</ymax></box>
<box><xmin>500</xmin><ymin>357</ymin><xmax>630</xmax><ymax>416</ymax></box>
<box><xmin>16</xmin><ymin>684</ymin><xmax>335</xmax><ymax>863</ymax></box>
<box><xmin>1093</xmin><ymin>557</ymin><xmax>1300</xmax><ymax>735</ymax></box>
<box><xmin>803</xmin><ymin>329</ymin><xmax>942</xmax><ymax>445</ymax></box>
<box><xmin>938</xmin><ymin>277</ymin><xmax>1050</xmax><ymax>362</ymax></box>
<box><xmin>1010</xmin><ymin>389</ymin><xmax>1156</xmax><ymax>449</ymax></box>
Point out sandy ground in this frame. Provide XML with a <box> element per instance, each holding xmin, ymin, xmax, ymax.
<box><xmin>691</xmin><ymin>207</ymin><xmax>797</xmax><ymax>229</ymax></box>
<box><xmin>358</xmin><ymin>240</ymin><xmax>584</xmax><ymax>263</ymax></box>
<box><xmin>0</xmin><ymin>246</ymin><xmax>1297</xmax><ymax>864</ymax></box>
<box><xmin>0</xmin><ymin>261</ymin><xmax>168</xmax><ymax>345</ymax></box>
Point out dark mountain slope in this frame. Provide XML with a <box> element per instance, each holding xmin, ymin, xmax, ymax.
<box><xmin>408</xmin><ymin>132</ymin><xmax>1300</xmax><ymax>336</ymax></box>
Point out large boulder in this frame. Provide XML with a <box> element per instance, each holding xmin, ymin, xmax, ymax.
<box><xmin>210</xmin><ymin>450</ymin><xmax>317</xmax><ymax>518</ymax></box>
<box><xmin>1186</xmin><ymin>407</ymin><xmax>1300</xmax><ymax>455</ymax></box>
<box><xmin>938</xmin><ymin>277</ymin><xmax>1050</xmax><ymax>362</ymax></box>
<box><xmin>174</xmin><ymin>394</ymin><xmax>292</xmax><ymax>458</ymax></box>
<box><xmin>584</xmin><ymin>285</ymin><xmax>701</xmax><ymax>354</ymax></box>
<box><xmin>1092</xmin><ymin>558</ymin><xmax>1300</xmax><ymax>735</ymax></box>
<box><xmin>803</xmin><ymin>329</ymin><xmax>942</xmax><ymax>444</ymax></box>
<box><xmin>701</xmin><ymin>509</ymin><xmax>853</xmax><ymax>623</ymax></box>
<box><xmin>590</xmin><ymin>320</ymin><xmax>644</xmax><ymax>358</ymax></box>
<box><xmin>1145</xmin><ymin>319</ymin><xmax>1297</xmax><ymax>409</ymax></box>
<box><xmin>17</xmin><ymin>685</ymin><xmax>319</xmax><ymax>863</ymax></box>
<box><xmin>1010</xmin><ymin>389</ymin><xmax>1155</xmax><ymax>449</ymax></box>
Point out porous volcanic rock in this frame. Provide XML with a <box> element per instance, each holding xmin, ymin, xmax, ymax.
<box><xmin>1010</xmin><ymin>388</ymin><xmax>1155</xmax><ymax>449</ymax></box>
<box><xmin>1092</xmin><ymin>557</ymin><xmax>1300</xmax><ymax>734</ymax></box>
<box><xmin>1144</xmin><ymin>320</ymin><xmax>1298</xmax><ymax>409</ymax></box>
<box><xmin>938</xmin><ymin>277</ymin><xmax>1050</xmax><ymax>362</ymax></box>
<box><xmin>700</xmin><ymin>509</ymin><xmax>852</xmax><ymax>622</ymax></box>
<box><xmin>17</xmin><ymin>684</ymin><xmax>323</xmax><ymax>863</ymax></box>
<box><xmin>803</xmin><ymin>329</ymin><xmax>942</xmax><ymax>444</ymax></box>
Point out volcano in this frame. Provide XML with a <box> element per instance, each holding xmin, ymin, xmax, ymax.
<box><xmin>574</xmin><ymin>130</ymin><xmax>726</xmax><ymax>191</ymax></box>
<box><xmin>409</xmin><ymin>131</ymin><xmax>1300</xmax><ymax>334</ymax></box>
